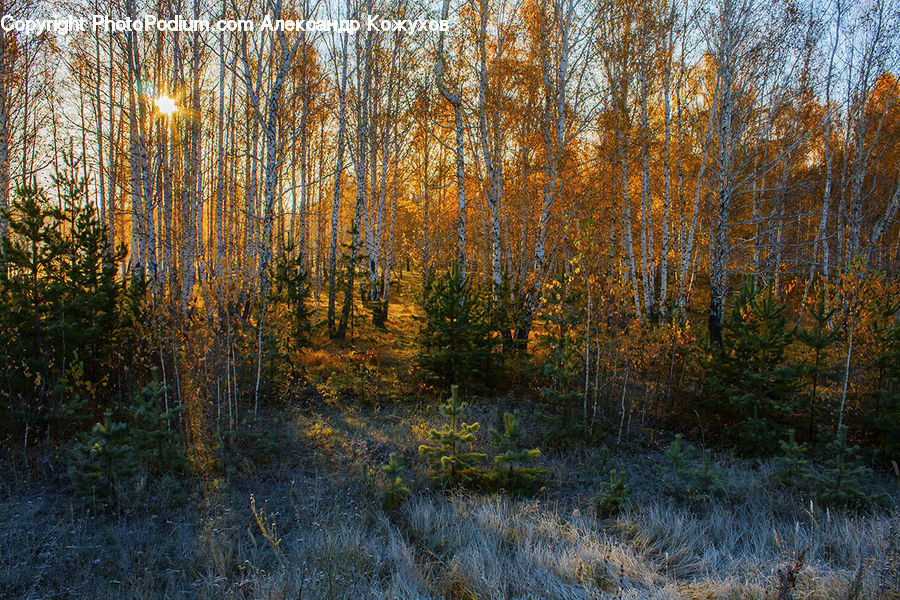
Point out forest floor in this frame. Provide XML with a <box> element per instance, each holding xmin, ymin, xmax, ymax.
<box><xmin>1</xmin><ymin>272</ymin><xmax>899</xmax><ymax>600</ymax></box>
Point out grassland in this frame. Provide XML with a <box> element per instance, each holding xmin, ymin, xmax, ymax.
<box><xmin>1</xmin><ymin>274</ymin><xmax>898</xmax><ymax>600</ymax></box>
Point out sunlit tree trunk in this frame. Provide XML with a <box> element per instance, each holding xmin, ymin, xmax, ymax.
<box><xmin>0</xmin><ymin>17</ymin><xmax>11</xmax><ymax>255</ymax></box>
<box><xmin>328</xmin><ymin>28</ymin><xmax>349</xmax><ymax>336</ymax></box>
<box><xmin>435</xmin><ymin>0</ymin><xmax>466</xmax><ymax>272</ymax></box>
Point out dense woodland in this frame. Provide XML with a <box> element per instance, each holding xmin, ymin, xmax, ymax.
<box><xmin>1</xmin><ymin>0</ymin><xmax>900</xmax><ymax>596</ymax></box>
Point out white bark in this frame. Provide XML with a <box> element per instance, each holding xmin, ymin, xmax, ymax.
<box><xmin>475</xmin><ymin>0</ymin><xmax>506</xmax><ymax>296</ymax></box>
<box><xmin>216</xmin><ymin>2</ymin><xmax>226</xmax><ymax>280</ymax></box>
<box><xmin>639</xmin><ymin>67</ymin><xmax>655</xmax><ymax>318</ymax></box>
<box><xmin>328</xmin><ymin>25</ymin><xmax>349</xmax><ymax>334</ymax></box>
<box><xmin>435</xmin><ymin>0</ymin><xmax>466</xmax><ymax>272</ymax></box>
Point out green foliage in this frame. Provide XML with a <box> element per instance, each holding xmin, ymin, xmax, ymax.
<box><xmin>773</xmin><ymin>429</ymin><xmax>810</xmax><ymax>488</ymax></box>
<box><xmin>265</xmin><ymin>243</ymin><xmax>313</xmax><ymax>390</ymax></box>
<box><xmin>417</xmin><ymin>264</ymin><xmax>494</xmax><ymax>386</ymax></box>
<box><xmin>814</xmin><ymin>425</ymin><xmax>876</xmax><ymax>509</ymax></box>
<box><xmin>664</xmin><ymin>434</ymin><xmax>691</xmax><ymax>474</ymax></box>
<box><xmin>658</xmin><ymin>435</ymin><xmax>729</xmax><ymax>500</ymax></box>
<box><xmin>537</xmin><ymin>272</ymin><xmax>588</xmax><ymax>446</ymax></box>
<box><xmin>867</xmin><ymin>299</ymin><xmax>900</xmax><ymax>464</ymax></box>
<box><xmin>594</xmin><ymin>469</ymin><xmax>631</xmax><ymax>519</ymax></box>
<box><xmin>538</xmin><ymin>382</ymin><xmax>588</xmax><ymax>447</ymax></box>
<box><xmin>487</xmin><ymin>411</ymin><xmax>546</xmax><ymax>494</ymax></box>
<box><xmin>704</xmin><ymin>280</ymin><xmax>800</xmax><ymax>455</ymax></box>
<box><xmin>0</xmin><ymin>157</ymin><xmax>132</xmax><ymax>443</ymax></box>
<box><xmin>68</xmin><ymin>375</ymin><xmax>184</xmax><ymax>509</ymax></box>
<box><xmin>269</xmin><ymin>242</ymin><xmax>312</xmax><ymax>350</ymax></box>
<box><xmin>418</xmin><ymin>385</ymin><xmax>487</xmax><ymax>486</ymax></box>
<box><xmin>381</xmin><ymin>452</ymin><xmax>411</xmax><ymax>509</ymax></box>
<box><xmin>128</xmin><ymin>377</ymin><xmax>185</xmax><ymax>473</ymax></box>
<box><xmin>317</xmin><ymin>352</ymin><xmax>401</xmax><ymax>407</ymax></box>
<box><xmin>796</xmin><ymin>288</ymin><xmax>841</xmax><ymax>443</ymax></box>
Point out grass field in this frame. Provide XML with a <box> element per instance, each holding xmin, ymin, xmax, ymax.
<box><xmin>2</xmin><ymin>393</ymin><xmax>898</xmax><ymax>599</ymax></box>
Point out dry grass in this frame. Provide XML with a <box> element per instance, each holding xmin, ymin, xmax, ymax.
<box><xmin>2</xmin><ymin>395</ymin><xmax>897</xmax><ymax>600</ymax></box>
<box><xmin>2</xmin><ymin>273</ymin><xmax>897</xmax><ymax>598</ymax></box>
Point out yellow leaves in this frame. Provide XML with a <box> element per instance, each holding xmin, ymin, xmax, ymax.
<box><xmin>306</xmin><ymin>421</ymin><xmax>337</xmax><ymax>443</ymax></box>
<box><xmin>412</xmin><ymin>422</ymin><xmax>430</xmax><ymax>439</ymax></box>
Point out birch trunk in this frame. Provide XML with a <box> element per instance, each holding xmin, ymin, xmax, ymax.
<box><xmin>476</xmin><ymin>0</ymin><xmax>503</xmax><ymax>296</ymax></box>
<box><xmin>216</xmin><ymin>4</ymin><xmax>226</xmax><ymax>280</ymax></box>
<box><xmin>337</xmin><ymin>17</ymin><xmax>373</xmax><ymax>339</ymax></box>
<box><xmin>659</xmin><ymin>18</ymin><xmax>674</xmax><ymax>316</ymax></box>
<box><xmin>639</xmin><ymin>68</ymin><xmax>654</xmax><ymax>319</ymax></box>
<box><xmin>0</xmin><ymin>22</ymin><xmax>10</xmax><ymax>254</ymax></box>
<box><xmin>708</xmin><ymin>4</ymin><xmax>735</xmax><ymax>347</ymax></box>
<box><xmin>435</xmin><ymin>0</ymin><xmax>466</xmax><ymax>272</ymax></box>
<box><xmin>327</xmin><ymin>29</ymin><xmax>349</xmax><ymax>336</ymax></box>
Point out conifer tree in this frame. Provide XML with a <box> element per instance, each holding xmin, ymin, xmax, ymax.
<box><xmin>68</xmin><ymin>374</ymin><xmax>184</xmax><ymax>508</ymax></box>
<box><xmin>419</xmin><ymin>385</ymin><xmax>487</xmax><ymax>486</ymax></box>
<box><xmin>269</xmin><ymin>242</ymin><xmax>312</xmax><ymax>351</ymax></box>
<box><xmin>595</xmin><ymin>469</ymin><xmax>631</xmax><ymax>518</ymax></box>
<box><xmin>488</xmin><ymin>410</ymin><xmax>545</xmax><ymax>493</ymax></box>
<box><xmin>814</xmin><ymin>425</ymin><xmax>874</xmax><ymax>508</ymax></box>
<box><xmin>658</xmin><ymin>434</ymin><xmax>729</xmax><ymax>499</ymax></box>
<box><xmin>537</xmin><ymin>273</ymin><xmax>586</xmax><ymax>445</ymax></box>
<box><xmin>0</xmin><ymin>158</ymin><xmax>132</xmax><ymax>444</ymax></box>
<box><xmin>417</xmin><ymin>263</ymin><xmax>493</xmax><ymax>386</ymax></box>
<box><xmin>380</xmin><ymin>452</ymin><xmax>411</xmax><ymax>509</ymax></box>
<box><xmin>705</xmin><ymin>280</ymin><xmax>799</xmax><ymax>455</ymax></box>
<box><xmin>490</xmin><ymin>270</ymin><xmax>524</xmax><ymax>354</ymax></box>
<box><xmin>773</xmin><ymin>429</ymin><xmax>810</xmax><ymax>487</ymax></box>
<box><xmin>868</xmin><ymin>299</ymin><xmax>900</xmax><ymax>463</ymax></box>
<box><xmin>55</xmin><ymin>160</ymin><xmax>124</xmax><ymax>421</ymax></box>
<box><xmin>796</xmin><ymin>288</ymin><xmax>840</xmax><ymax>442</ymax></box>
<box><xmin>0</xmin><ymin>181</ymin><xmax>66</xmax><ymax>436</ymax></box>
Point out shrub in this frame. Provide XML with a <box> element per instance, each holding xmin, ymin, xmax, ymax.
<box><xmin>418</xmin><ymin>385</ymin><xmax>487</xmax><ymax>487</ymax></box>
<box><xmin>68</xmin><ymin>375</ymin><xmax>184</xmax><ymax>509</ymax></box>
<box><xmin>381</xmin><ymin>452</ymin><xmax>411</xmax><ymax>509</ymax></box>
<box><xmin>417</xmin><ymin>264</ymin><xmax>494</xmax><ymax>387</ymax></box>
<box><xmin>487</xmin><ymin>411</ymin><xmax>546</xmax><ymax>494</ymax></box>
<box><xmin>594</xmin><ymin>469</ymin><xmax>631</xmax><ymax>518</ymax></box>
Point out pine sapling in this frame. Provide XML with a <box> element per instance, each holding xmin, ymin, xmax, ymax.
<box><xmin>488</xmin><ymin>410</ymin><xmax>545</xmax><ymax>493</ymax></box>
<box><xmin>773</xmin><ymin>429</ymin><xmax>810</xmax><ymax>487</ymax></box>
<box><xmin>595</xmin><ymin>469</ymin><xmax>631</xmax><ymax>518</ymax></box>
<box><xmin>814</xmin><ymin>425</ymin><xmax>875</xmax><ymax>508</ymax></box>
<box><xmin>796</xmin><ymin>288</ymin><xmax>840</xmax><ymax>443</ymax></box>
<box><xmin>658</xmin><ymin>434</ymin><xmax>729</xmax><ymax>500</ymax></box>
<box><xmin>381</xmin><ymin>452</ymin><xmax>411</xmax><ymax>509</ymax></box>
<box><xmin>419</xmin><ymin>385</ymin><xmax>487</xmax><ymax>486</ymax></box>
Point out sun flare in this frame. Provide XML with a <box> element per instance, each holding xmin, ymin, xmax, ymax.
<box><xmin>155</xmin><ymin>94</ymin><xmax>177</xmax><ymax>116</ymax></box>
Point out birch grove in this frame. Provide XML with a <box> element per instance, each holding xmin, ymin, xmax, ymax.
<box><xmin>0</xmin><ymin>0</ymin><xmax>896</xmax><ymax>375</ymax></box>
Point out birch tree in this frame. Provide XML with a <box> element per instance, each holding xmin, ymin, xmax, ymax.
<box><xmin>435</xmin><ymin>0</ymin><xmax>467</xmax><ymax>272</ymax></box>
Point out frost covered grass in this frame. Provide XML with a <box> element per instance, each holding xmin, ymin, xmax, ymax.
<box><xmin>1</xmin><ymin>400</ymin><xmax>897</xmax><ymax>599</ymax></box>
